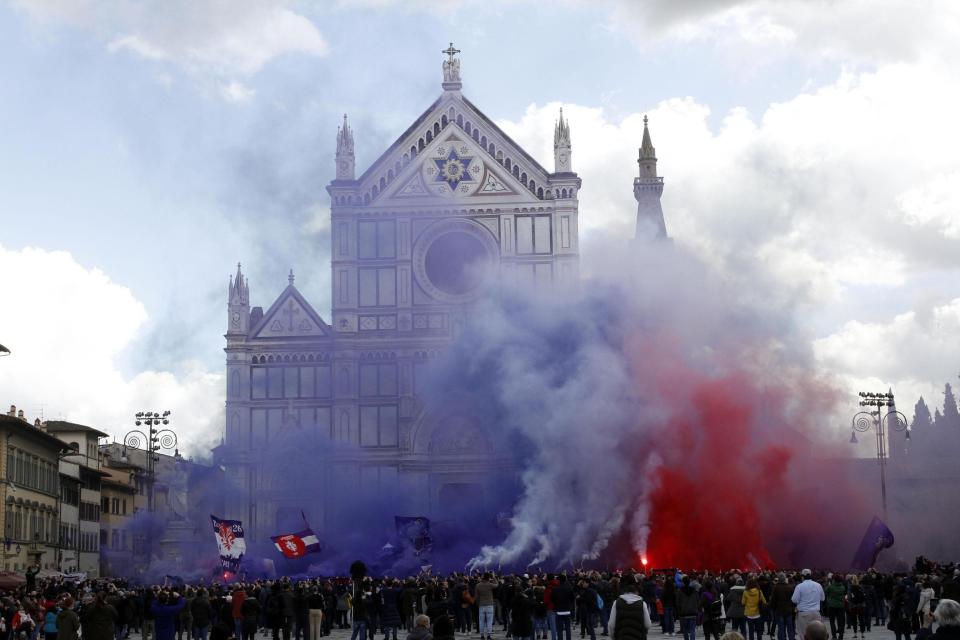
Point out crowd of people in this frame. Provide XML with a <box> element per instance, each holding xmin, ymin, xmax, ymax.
<box><xmin>3</xmin><ymin>562</ymin><xmax>960</xmax><ymax>640</ymax></box>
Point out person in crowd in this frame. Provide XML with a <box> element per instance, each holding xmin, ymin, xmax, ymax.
<box><xmin>933</xmin><ymin>599</ymin><xmax>960</xmax><ymax>640</ymax></box>
<box><xmin>401</xmin><ymin>580</ymin><xmax>420</xmax><ymax>634</ymax></box>
<box><xmin>890</xmin><ymin>583</ymin><xmax>914</xmax><ymax>640</ymax></box>
<box><xmin>41</xmin><ymin>602</ymin><xmax>58</xmax><ymax>640</ymax></box>
<box><xmin>476</xmin><ymin>574</ymin><xmax>499</xmax><ymax>640</ymax></box>
<box><xmin>675</xmin><ymin>575</ymin><xmax>701</xmax><ymax>640</ymax></box>
<box><xmin>152</xmin><ymin>592</ymin><xmax>188</xmax><ymax>640</ymax></box>
<box><xmin>551</xmin><ymin>576</ymin><xmax>575</xmax><ymax>640</ymax></box>
<box><xmin>307</xmin><ymin>586</ymin><xmax>325</xmax><ymax>640</ymax></box>
<box><xmin>608</xmin><ymin>574</ymin><xmax>651</xmax><ymax>640</ymax></box>
<box><xmin>545</xmin><ymin>575</ymin><xmax>560</xmax><ymax>640</ymax></box>
<box><xmin>726</xmin><ymin>579</ymin><xmax>747</xmax><ymax>638</ymax></box>
<box><xmin>791</xmin><ymin>570</ymin><xmax>824</xmax><ymax>640</ymax></box>
<box><xmin>578</xmin><ymin>578</ymin><xmax>601</xmax><ymax>640</ymax></box>
<box><xmin>511</xmin><ymin>585</ymin><xmax>535</xmax><ymax>640</ymax></box>
<box><xmin>662</xmin><ymin>575</ymin><xmax>677</xmax><ymax>637</ymax></box>
<box><xmin>701</xmin><ymin>580</ymin><xmax>725</xmax><ymax>640</ymax></box>
<box><xmin>741</xmin><ymin>579</ymin><xmax>766</xmax><ymax>640</ymax></box>
<box><xmin>350</xmin><ymin>580</ymin><xmax>371</xmax><ymax>640</ymax></box>
<box><xmin>847</xmin><ymin>576</ymin><xmax>868</xmax><ymax>639</ymax></box>
<box><xmin>918</xmin><ymin>580</ymin><xmax>937</xmax><ymax>637</ymax></box>
<box><xmin>406</xmin><ymin>615</ymin><xmax>432</xmax><ymax>640</ymax></box>
<box><xmin>824</xmin><ymin>575</ymin><xmax>847</xmax><ymax>640</ymax></box>
<box><xmin>380</xmin><ymin>580</ymin><xmax>401</xmax><ymax>640</ymax></box>
<box><xmin>231</xmin><ymin>587</ymin><xmax>246</xmax><ymax>640</ymax></box>
<box><xmin>240</xmin><ymin>588</ymin><xmax>261</xmax><ymax>640</ymax></box>
<box><xmin>190</xmin><ymin>589</ymin><xmax>212</xmax><ymax>640</ymax></box>
<box><xmin>85</xmin><ymin>592</ymin><xmax>120</xmax><ymax>640</ymax></box>
<box><xmin>54</xmin><ymin>597</ymin><xmax>79</xmax><ymax>640</ymax></box>
<box><xmin>768</xmin><ymin>573</ymin><xmax>795</xmax><ymax>640</ymax></box>
<box><xmin>532</xmin><ymin>583</ymin><xmax>548</xmax><ymax>640</ymax></box>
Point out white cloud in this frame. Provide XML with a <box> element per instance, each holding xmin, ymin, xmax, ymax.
<box><xmin>220</xmin><ymin>81</ymin><xmax>256</xmax><ymax>103</ymax></box>
<box><xmin>495</xmin><ymin>60</ymin><xmax>960</xmax><ymax>307</ymax></box>
<box><xmin>607</xmin><ymin>0</ymin><xmax>960</xmax><ymax>65</ymax></box>
<box><xmin>0</xmin><ymin>245</ymin><xmax>224</xmax><ymax>456</ymax></box>
<box><xmin>13</xmin><ymin>0</ymin><xmax>327</xmax><ymax>80</ymax></box>
<box><xmin>813</xmin><ymin>298</ymin><xmax>960</xmax><ymax>416</ymax></box>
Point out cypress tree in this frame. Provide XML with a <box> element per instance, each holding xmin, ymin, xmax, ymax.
<box><xmin>943</xmin><ymin>382</ymin><xmax>960</xmax><ymax>429</ymax></box>
<box><xmin>912</xmin><ymin>397</ymin><xmax>934</xmax><ymax>431</ymax></box>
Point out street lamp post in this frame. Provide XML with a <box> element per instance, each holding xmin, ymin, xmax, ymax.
<box><xmin>124</xmin><ymin>411</ymin><xmax>177</xmax><ymax>512</ymax></box>
<box><xmin>851</xmin><ymin>390</ymin><xmax>910</xmax><ymax>518</ymax></box>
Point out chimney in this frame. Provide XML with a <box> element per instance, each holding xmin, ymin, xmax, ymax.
<box><xmin>17</xmin><ymin>409</ymin><xmax>25</xmax><ymax>421</ymax></box>
<box><xmin>34</xmin><ymin>418</ymin><xmax>41</xmax><ymax>428</ymax></box>
<box><xmin>7</xmin><ymin>405</ymin><xmax>15</xmax><ymax>417</ymax></box>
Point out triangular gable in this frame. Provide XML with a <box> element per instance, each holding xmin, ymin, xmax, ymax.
<box><xmin>250</xmin><ymin>285</ymin><xmax>330</xmax><ymax>339</ymax></box>
<box><xmin>356</xmin><ymin>92</ymin><xmax>553</xmax><ymax>205</ymax></box>
<box><xmin>374</xmin><ymin>126</ymin><xmax>543</xmax><ymax>206</ymax></box>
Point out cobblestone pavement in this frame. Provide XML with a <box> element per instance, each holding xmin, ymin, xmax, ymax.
<box><xmin>136</xmin><ymin>621</ymin><xmax>899</xmax><ymax>640</ymax></box>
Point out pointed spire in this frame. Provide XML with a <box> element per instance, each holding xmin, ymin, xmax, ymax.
<box><xmin>336</xmin><ymin>114</ymin><xmax>355</xmax><ymax>180</ymax></box>
<box><xmin>640</xmin><ymin>115</ymin><xmax>656</xmax><ymax>160</ymax></box>
<box><xmin>288</xmin><ymin>269</ymin><xmax>295</xmax><ymax>286</ymax></box>
<box><xmin>554</xmin><ymin>107</ymin><xmax>571</xmax><ymax>147</ymax></box>
<box><xmin>336</xmin><ymin>114</ymin><xmax>354</xmax><ymax>155</ymax></box>
<box><xmin>229</xmin><ymin>262</ymin><xmax>248</xmax><ymax>305</ymax></box>
<box><xmin>554</xmin><ymin>106</ymin><xmax>572</xmax><ymax>173</ymax></box>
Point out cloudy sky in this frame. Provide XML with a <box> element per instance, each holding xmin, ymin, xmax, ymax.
<box><xmin>1</xmin><ymin>0</ymin><xmax>957</xmax><ymax>455</ymax></box>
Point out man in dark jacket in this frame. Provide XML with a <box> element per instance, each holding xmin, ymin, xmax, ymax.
<box><xmin>769</xmin><ymin>574</ymin><xmax>796</xmax><ymax>640</ymax></box>
<box><xmin>84</xmin><ymin>592</ymin><xmax>119</xmax><ymax>640</ymax></box>
<box><xmin>675</xmin><ymin>577</ymin><xmax>700</xmax><ymax>640</ymax></box>
<box><xmin>551</xmin><ymin>576</ymin><xmax>575</xmax><ymax>640</ymax></box>
<box><xmin>578</xmin><ymin>579</ymin><xmax>601</xmax><ymax>640</ymax></box>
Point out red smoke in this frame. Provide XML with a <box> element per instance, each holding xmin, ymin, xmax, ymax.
<box><xmin>630</xmin><ymin>334</ymin><xmax>869</xmax><ymax>571</ymax></box>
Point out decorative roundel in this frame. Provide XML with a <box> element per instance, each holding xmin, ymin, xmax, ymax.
<box><xmin>413</xmin><ymin>218</ymin><xmax>500</xmax><ymax>303</ymax></box>
<box><xmin>422</xmin><ymin>137</ymin><xmax>484</xmax><ymax>197</ymax></box>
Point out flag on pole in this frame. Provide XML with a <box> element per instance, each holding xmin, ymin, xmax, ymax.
<box><xmin>271</xmin><ymin>529</ymin><xmax>323</xmax><ymax>559</ymax></box>
<box><xmin>395</xmin><ymin>516</ymin><xmax>432</xmax><ymax>555</ymax></box>
<box><xmin>210</xmin><ymin>515</ymin><xmax>246</xmax><ymax>570</ymax></box>
<box><xmin>851</xmin><ymin>516</ymin><xmax>895</xmax><ymax>570</ymax></box>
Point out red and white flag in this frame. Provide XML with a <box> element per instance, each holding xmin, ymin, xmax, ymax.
<box><xmin>271</xmin><ymin>529</ymin><xmax>322</xmax><ymax>559</ymax></box>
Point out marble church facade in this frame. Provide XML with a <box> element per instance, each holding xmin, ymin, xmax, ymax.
<box><xmin>217</xmin><ymin>47</ymin><xmax>667</xmax><ymax>542</ymax></box>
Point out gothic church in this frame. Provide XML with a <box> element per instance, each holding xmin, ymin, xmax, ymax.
<box><xmin>218</xmin><ymin>46</ymin><xmax>667</xmax><ymax>542</ymax></box>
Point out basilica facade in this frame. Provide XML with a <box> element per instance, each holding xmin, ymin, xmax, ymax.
<box><xmin>217</xmin><ymin>47</ymin><xmax>667</xmax><ymax>543</ymax></box>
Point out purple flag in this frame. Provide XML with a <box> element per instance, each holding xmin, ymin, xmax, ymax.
<box><xmin>851</xmin><ymin>516</ymin><xmax>895</xmax><ymax>570</ymax></box>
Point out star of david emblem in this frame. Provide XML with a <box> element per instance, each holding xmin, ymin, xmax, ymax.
<box><xmin>433</xmin><ymin>148</ymin><xmax>475</xmax><ymax>191</ymax></box>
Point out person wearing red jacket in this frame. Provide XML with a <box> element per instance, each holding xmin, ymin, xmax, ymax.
<box><xmin>545</xmin><ymin>576</ymin><xmax>560</xmax><ymax>640</ymax></box>
<box><xmin>232</xmin><ymin>588</ymin><xmax>247</xmax><ymax>640</ymax></box>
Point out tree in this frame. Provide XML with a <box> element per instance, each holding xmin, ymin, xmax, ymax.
<box><xmin>943</xmin><ymin>382</ymin><xmax>960</xmax><ymax>429</ymax></box>
<box><xmin>934</xmin><ymin>408</ymin><xmax>945</xmax><ymax>429</ymax></box>
<box><xmin>912</xmin><ymin>397</ymin><xmax>934</xmax><ymax>431</ymax></box>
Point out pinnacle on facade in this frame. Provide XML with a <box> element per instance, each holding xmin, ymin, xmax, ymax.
<box><xmin>335</xmin><ymin>113</ymin><xmax>356</xmax><ymax>180</ymax></box>
<box><xmin>554</xmin><ymin>106</ymin><xmax>573</xmax><ymax>173</ymax></box>
<box><xmin>336</xmin><ymin>114</ymin><xmax>354</xmax><ymax>155</ymax></box>
<box><xmin>554</xmin><ymin>107</ymin><xmax>571</xmax><ymax>147</ymax></box>
<box><xmin>229</xmin><ymin>262</ymin><xmax>249</xmax><ymax>305</ymax></box>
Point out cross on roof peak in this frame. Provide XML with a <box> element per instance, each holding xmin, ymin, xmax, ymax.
<box><xmin>443</xmin><ymin>42</ymin><xmax>460</xmax><ymax>61</ymax></box>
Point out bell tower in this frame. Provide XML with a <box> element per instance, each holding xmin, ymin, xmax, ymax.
<box><xmin>634</xmin><ymin>115</ymin><xmax>668</xmax><ymax>239</ymax></box>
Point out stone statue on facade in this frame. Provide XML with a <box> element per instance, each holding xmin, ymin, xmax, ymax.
<box><xmin>442</xmin><ymin>43</ymin><xmax>461</xmax><ymax>84</ymax></box>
